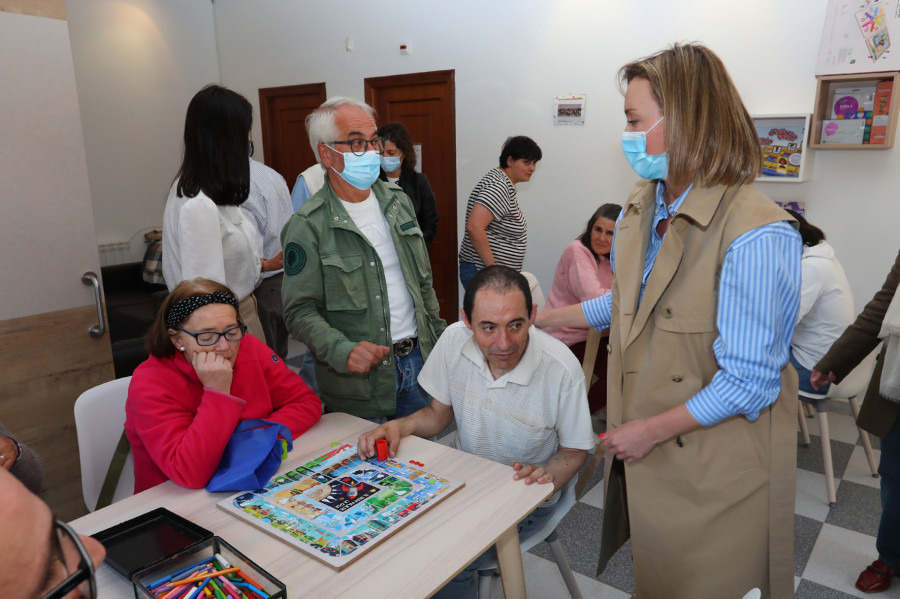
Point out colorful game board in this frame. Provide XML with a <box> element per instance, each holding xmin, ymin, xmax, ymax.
<box><xmin>217</xmin><ymin>441</ymin><xmax>464</xmax><ymax>570</ymax></box>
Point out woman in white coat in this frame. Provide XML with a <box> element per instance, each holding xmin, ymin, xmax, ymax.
<box><xmin>162</xmin><ymin>85</ymin><xmax>264</xmax><ymax>340</ymax></box>
<box><xmin>786</xmin><ymin>209</ymin><xmax>854</xmax><ymax>394</ymax></box>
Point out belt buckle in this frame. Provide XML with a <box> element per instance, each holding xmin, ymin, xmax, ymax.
<box><xmin>394</xmin><ymin>337</ymin><xmax>414</xmax><ymax>357</ymax></box>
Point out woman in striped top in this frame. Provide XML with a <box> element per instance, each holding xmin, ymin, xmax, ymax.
<box><xmin>458</xmin><ymin>136</ymin><xmax>541</xmax><ymax>288</ymax></box>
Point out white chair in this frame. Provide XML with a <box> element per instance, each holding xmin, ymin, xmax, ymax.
<box><xmin>520</xmin><ymin>272</ymin><xmax>545</xmax><ymax>312</ymax></box>
<box><xmin>74</xmin><ymin>376</ymin><xmax>135</xmax><ymax>511</ymax></box>
<box><xmin>797</xmin><ymin>348</ymin><xmax>880</xmax><ymax>507</ymax></box>
<box><xmin>477</xmin><ymin>479</ymin><xmax>582</xmax><ymax>598</ymax></box>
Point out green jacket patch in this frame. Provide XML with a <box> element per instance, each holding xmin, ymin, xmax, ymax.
<box><xmin>284</xmin><ymin>242</ymin><xmax>306</xmax><ymax>276</ymax></box>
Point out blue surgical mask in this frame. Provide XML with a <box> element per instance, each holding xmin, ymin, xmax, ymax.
<box><xmin>327</xmin><ymin>147</ymin><xmax>381</xmax><ymax>190</ymax></box>
<box><xmin>622</xmin><ymin>117</ymin><xmax>667</xmax><ymax>180</ymax></box>
<box><xmin>380</xmin><ymin>155</ymin><xmax>403</xmax><ymax>173</ymax></box>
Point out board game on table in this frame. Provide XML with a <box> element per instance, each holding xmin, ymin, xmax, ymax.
<box><xmin>218</xmin><ymin>440</ymin><xmax>464</xmax><ymax>570</ymax></box>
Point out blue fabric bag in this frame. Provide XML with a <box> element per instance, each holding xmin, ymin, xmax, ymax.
<box><xmin>206</xmin><ymin>418</ymin><xmax>293</xmax><ymax>492</ymax></box>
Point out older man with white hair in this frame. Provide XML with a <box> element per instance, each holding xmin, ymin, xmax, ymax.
<box><xmin>281</xmin><ymin>97</ymin><xmax>445</xmax><ymax>421</ymax></box>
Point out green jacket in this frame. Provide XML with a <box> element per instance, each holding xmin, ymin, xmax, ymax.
<box><xmin>281</xmin><ymin>177</ymin><xmax>446</xmax><ymax>417</ymax></box>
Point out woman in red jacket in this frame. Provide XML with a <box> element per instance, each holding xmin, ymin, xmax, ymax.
<box><xmin>126</xmin><ymin>278</ymin><xmax>321</xmax><ymax>493</ymax></box>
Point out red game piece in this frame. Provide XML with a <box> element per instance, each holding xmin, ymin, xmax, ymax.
<box><xmin>376</xmin><ymin>439</ymin><xmax>388</xmax><ymax>461</ymax></box>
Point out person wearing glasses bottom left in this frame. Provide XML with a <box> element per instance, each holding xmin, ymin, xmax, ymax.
<box><xmin>1</xmin><ymin>468</ymin><xmax>105</xmax><ymax>598</ymax></box>
<box><xmin>125</xmin><ymin>278</ymin><xmax>322</xmax><ymax>493</ymax></box>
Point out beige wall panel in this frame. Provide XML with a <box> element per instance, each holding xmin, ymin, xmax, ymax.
<box><xmin>0</xmin><ymin>305</ymin><xmax>115</xmax><ymax>521</ymax></box>
<box><xmin>0</xmin><ymin>0</ymin><xmax>65</xmax><ymax>20</ymax></box>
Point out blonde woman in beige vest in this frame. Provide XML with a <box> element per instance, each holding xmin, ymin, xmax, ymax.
<box><xmin>537</xmin><ymin>43</ymin><xmax>801</xmax><ymax>598</ymax></box>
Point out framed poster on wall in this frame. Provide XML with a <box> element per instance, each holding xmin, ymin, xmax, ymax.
<box><xmin>753</xmin><ymin>114</ymin><xmax>812</xmax><ymax>183</ymax></box>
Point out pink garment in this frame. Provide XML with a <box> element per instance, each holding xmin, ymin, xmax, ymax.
<box><xmin>544</xmin><ymin>240</ymin><xmax>613</xmax><ymax>346</ymax></box>
<box><xmin>125</xmin><ymin>334</ymin><xmax>321</xmax><ymax>493</ymax></box>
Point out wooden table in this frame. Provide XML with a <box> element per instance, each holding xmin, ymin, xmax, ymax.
<box><xmin>70</xmin><ymin>412</ymin><xmax>553</xmax><ymax>598</ymax></box>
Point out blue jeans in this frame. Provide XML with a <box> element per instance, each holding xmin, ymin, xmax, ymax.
<box><xmin>878</xmin><ymin>415</ymin><xmax>900</xmax><ymax>569</ymax></box>
<box><xmin>394</xmin><ymin>345</ymin><xmax>431</xmax><ymax>418</ymax></box>
<box><xmin>364</xmin><ymin>345</ymin><xmax>431</xmax><ymax>423</ymax></box>
<box><xmin>432</xmin><ymin>501</ymin><xmax>557</xmax><ymax>599</ymax></box>
<box><xmin>790</xmin><ymin>351</ymin><xmax>831</xmax><ymax>395</ymax></box>
<box><xmin>298</xmin><ymin>349</ymin><xmax>318</xmax><ymax>394</ymax></box>
<box><xmin>459</xmin><ymin>261</ymin><xmax>479</xmax><ymax>290</ymax></box>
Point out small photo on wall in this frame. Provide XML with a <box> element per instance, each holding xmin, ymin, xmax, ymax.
<box><xmin>554</xmin><ymin>95</ymin><xmax>586</xmax><ymax>126</ymax></box>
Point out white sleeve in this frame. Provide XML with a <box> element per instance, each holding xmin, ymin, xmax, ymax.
<box><xmin>796</xmin><ymin>257</ymin><xmax>825</xmax><ymax>324</ymax></box>
<box><xmin>179</xmin><ymin>196</ymin><xmax>226</xmax><ymax>284</ymax></box>
<box><xmin>417</xmin><ymin>329</ymin><xmax>454</xmax><ymax>406</ymax></box>
<box><xmin>555</xmin><ymin>376</ymin><xmax>597</xmax><ymax>450</ymax></box>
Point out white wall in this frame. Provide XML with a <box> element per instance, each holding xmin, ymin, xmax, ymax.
<box><xmin>66</xmin><ymin>0</ymin><xmax>220</xmax><ymax>253</ymax></box>
<box><xmin>0</xmin><ymin>11</ymin><xmax>101</xmax><ymax>319</ymax></box>
<box><xmin>211</xmin><ymin>0</ymin><xmax>899</xmax><ymax>306</ymax></box>
<box><xmin>69</xmin><ymin>0</ymin><xmax>900</xmax><ymax>307</ymax></box>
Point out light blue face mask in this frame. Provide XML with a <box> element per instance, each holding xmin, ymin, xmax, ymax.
<box><xmin>622</xmin><ymin>117</ymin><xmax>667</xmax><ymax>180</ymax></box>
<box><xmin>326</xmin><ymin>147</ymin><xmax>381</xmax><ymax>190</ymax></box>
<box><xmin>380</xmin><ymin>155</ymin><xmax>403</xmax><ymax>174</ymax></box>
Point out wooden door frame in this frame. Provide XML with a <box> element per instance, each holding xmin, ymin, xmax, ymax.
<box><xmin>364</xmin><ymin>70</ymin><xmax>456</xmax><ymax>186</ymax></box>
<box><xmin>258</xmin><ymin>82</ymin><xmax>326</xmax><ymax>168</ymax></box>
<box><xmin>364</xmin><ymin>70</ymin><xmax>458</xmax><ymax>321</ymax></box>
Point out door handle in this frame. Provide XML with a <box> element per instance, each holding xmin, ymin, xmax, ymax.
<box><xmin>81</xmin><ymin>271</ymin><xmax>106</xmax><ymax>338</ymax></box>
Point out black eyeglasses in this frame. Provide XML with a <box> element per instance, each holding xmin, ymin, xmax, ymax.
<box><xmin>328</xmin><ymin>136</ymin><xmax>384</xmax><ymax>156</ymax></box>
<box><xmin>42</xmin><ymin>520</ymin><xmax>96</xmax><ymax>599</ymax></box>
<box><xmin>176</xmin><ymin>324</ymin><xmax>247</xmax><ymax>346</ymax></box>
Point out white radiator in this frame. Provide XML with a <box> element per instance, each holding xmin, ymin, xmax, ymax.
<box><xmin>97</xmin><ymin>242</ymin><xmax>133</xmax><ymax>266</ymax></box>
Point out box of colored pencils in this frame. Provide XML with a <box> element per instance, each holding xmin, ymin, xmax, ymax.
<box><xmin>92</xmin><ymin>508</ymin><xmax>214</xmax><ymax>580</ymax></box>
<box><xmin>132</xmin><ymin>536</ymin><xmax>286</xmax><ymax>599</ymax></box>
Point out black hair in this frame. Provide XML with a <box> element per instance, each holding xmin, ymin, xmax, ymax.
<box><xmin>579</xmin><ymin>203</ymin><xmax>623</xmax><ymax>259</ymax></box>
<box><xmin>463</xmin><ymin>266</ymin><xmax>533</xmax><ymax>323</ymax></box>
<box><xmin>175</xmin><ymin>84</ymin><xmax>252</xmax><ymax>206</ymax></box>
<box><xmin>377</xmin><ymin>122</ymin><xmax>417</xmax><ymax>178</ymax></box>
<box><xmin>498</xmin><ymin>136</ymin><xmax>542</xmax><ymax>168</ymax></box>
<box><xmin>785</xmin><ymin>209</ymin><xmax>825</xmax><ymax>247</ymax></box>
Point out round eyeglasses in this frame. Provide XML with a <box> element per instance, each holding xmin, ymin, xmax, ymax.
<box><xmin>328</xmin><ymin>136</ymin><xmax>384</xmax><ymax>156</ymax></box>
<box><xmin>42</xmin><ymin>519</ymin><xmax>96</xmax><ymax>599</ymax></box>
<box><xmin>175</xmin><ymin>324</ymin><xmax>247</xmax><ymax>346</ymax></box>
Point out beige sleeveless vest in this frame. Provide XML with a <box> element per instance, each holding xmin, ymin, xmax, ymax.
<box><xmin>596</xmin><ymin>181</ymin><xmax>798</xmax><ymax>599</ymax></box>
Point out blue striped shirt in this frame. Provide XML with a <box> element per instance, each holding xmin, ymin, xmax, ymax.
<box><xmin>582</xmin><ymin>182</ymin><xmax>801</xmax><ymax>426</ymax></box>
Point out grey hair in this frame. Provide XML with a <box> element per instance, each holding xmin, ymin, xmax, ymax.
<box><xmin>305</xmin><ymin>97</ymin><xmax>376</xmax><ymax>165</ymax></box>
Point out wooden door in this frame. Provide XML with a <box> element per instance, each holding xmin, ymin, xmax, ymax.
<box><xmin>365</xmin><ymin>70</ymin><xmax>458</xmax><ymax>323</ymax></box>
<box><xmin>1</xmin><ymin>7</ymin><xmax>115</xmax><ymax>521</ymax></box>
<box><xmin>258</xmin><ymin>83</ymin><xmax>327</xmax><ymax>188</ymax></box>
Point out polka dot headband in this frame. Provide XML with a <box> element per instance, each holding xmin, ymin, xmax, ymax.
<box><xmin>165</xmin><ymin>291</ymin><xmax>239</xmax><ymax>328</ymax></box>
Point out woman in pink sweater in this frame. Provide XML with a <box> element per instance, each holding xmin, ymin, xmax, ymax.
<box><xmin>126</xmin><ymin>278</ymin><xmax>321</xmax><ymax>493</ymax></box>
<box><xmin>544</xmin><ymin>203</ymin><xmax>621</xmax><ymax>413</ymax></box>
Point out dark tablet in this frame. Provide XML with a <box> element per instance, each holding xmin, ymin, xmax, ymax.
<box><xmin>91</xmin><ymin>508</ymin><xmax>212</xmax><ymax>578</ymax></box>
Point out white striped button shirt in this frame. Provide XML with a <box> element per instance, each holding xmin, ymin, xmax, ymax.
<box><xmin>582</xmin><ymin>181</ymin><xmax>801</xmax><ymax>426</ymax></box>
<box><xmin>241</xmin><ymin>159</ymin><xmax>294</xmax><ymax>279</ymax></box>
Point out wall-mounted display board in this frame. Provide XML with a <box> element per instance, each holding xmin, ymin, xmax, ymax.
<box><xmin>817</xmin><ymin>0</ymin><xmax>900</xmax><ymax>75</ymax></box>
<box><xmin>753</xmin><ymin>114</ymin><xmax>812</xmax><ymax>183</ymax></box>
<box><xmin>810</xmin><ymin>72</ymin><xmax>898</xmax><ymax>149</ymax></box>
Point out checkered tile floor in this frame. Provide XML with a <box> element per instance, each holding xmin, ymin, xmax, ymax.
<box><xmin>285</xmin><ymin>340</ymin><xmax>894</xmax><ymax>598</ymax></box>
<box><xmin>495</xmin><ymin>402</ymin><xmax>895</xmax><ymax>599</ymax></box>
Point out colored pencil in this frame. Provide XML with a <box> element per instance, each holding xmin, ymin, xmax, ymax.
<box><xmin>170</xmin><ymin>567</ymin><xmax>240</xmax><ymax>587</ymax></box>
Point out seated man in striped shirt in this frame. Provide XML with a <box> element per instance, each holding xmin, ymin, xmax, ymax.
<box><xmin>358</xmin><ymin>265</ymin><xmax>595</xmax><ymax>598</ymax></box>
